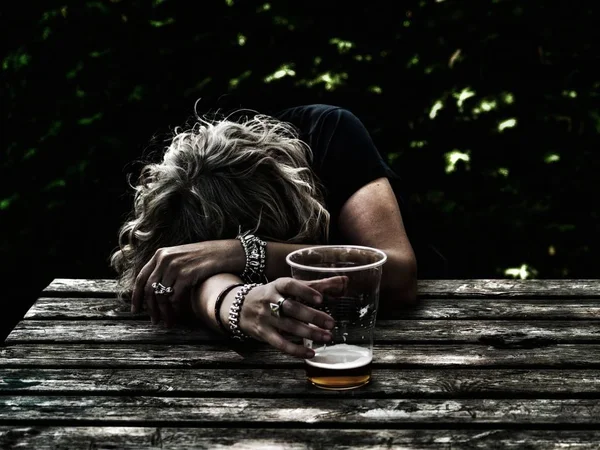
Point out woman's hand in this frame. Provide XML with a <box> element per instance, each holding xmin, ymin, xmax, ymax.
<box><xmin>131</xmin><ymin>240</ymin><xmax>243</xmax><ymax>327</ymax></box>
<box><xmin>238</xmin><ymin>276</ymin><xmax>348</xmax><ymax>359</ymax></box>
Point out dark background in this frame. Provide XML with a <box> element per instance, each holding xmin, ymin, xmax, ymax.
<box><xmin>2</xmin><ymin>0</ymin><xmax>599</xmax><ymax>338</ymax></box>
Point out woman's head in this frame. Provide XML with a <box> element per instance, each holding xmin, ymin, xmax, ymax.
<box><xmin>110</xmin><ymin>110</ymin><xmax>330</xmax><ymax>293</ymax></box>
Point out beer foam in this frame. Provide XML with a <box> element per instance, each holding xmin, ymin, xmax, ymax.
<box><xmin>305</xmin><ymin>344</ymin><xmax>372</xmax><ymax>370</ymax></box>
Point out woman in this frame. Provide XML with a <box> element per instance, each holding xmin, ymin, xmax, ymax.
<box><xmin>110</xmin><ymin>104</ymin><xmax>417</xmax><ymax>359</ymax></box>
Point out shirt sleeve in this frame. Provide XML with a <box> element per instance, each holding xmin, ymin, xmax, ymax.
<box><xmin>276</xmin><ymin>104</ymin><xmax>429</xmax><ymax>261</ymax></box>
<box><xmin>277</xmin><ymin>104</ymin><xmax>399</xmax><ymax>217</ymax></box>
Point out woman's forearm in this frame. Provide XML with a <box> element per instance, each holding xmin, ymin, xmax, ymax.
<box><xmin>265</xmin><ymin>242</ymin><xmax>416</xmax><ymax>304</ymax></box>
<box><xmin>192</xmin><ymin>272</ymin><xmax>244</xmax><ymax>334</ymax></box>
<box><xmin>379</xmin><ymin>248</ymin><xmax>417</xmax><ymax>305</ymax></box>
<box><xmin>265</xmin><ymin>241</ymin><xmax>417</xmax><ymax>304</ymax></box>
<box><xmin>219</xmin><ymin>239</ymin><xmax>416</xmax><ymax>307</ymax></box>
<box><xmin>191</xmin><ymin>272</ymin><xmax>337</xmax><ymax>359</ymax></box>
<box><xmin>219</xmin><ymin>239</ymin><xmax>317</xmax><ymax>280</ymax></box>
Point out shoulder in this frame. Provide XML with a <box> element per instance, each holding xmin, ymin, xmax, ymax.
<box><xmin>276</xmin><ymin>104</ymin><xmax>358</xmax><ymax>122</ymax></box>
<box><xmin>276</xmin><ymin>103</ymin><xmax>342</xmax><ymax>116</ymax></box>
<box><xmin>276</xmin><ymin>104</ymin><xmax>363</xmax><ymax>133</ymax></box>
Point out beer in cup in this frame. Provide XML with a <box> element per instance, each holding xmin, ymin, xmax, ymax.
<box><xmin>286</xmin><ymin>245</ymin><xmax>387</xmax><ymax>390</ymax></box>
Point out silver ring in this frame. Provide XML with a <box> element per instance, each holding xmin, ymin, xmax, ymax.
<box><xmin>270</xmin><ymin>297</ymin><xmax>288</xmax><ymax>319</ymax></box>
<box><xmin>152</xmin><ymin>282</ymin><xmax>174</xmax><ymax>296</ymax></box>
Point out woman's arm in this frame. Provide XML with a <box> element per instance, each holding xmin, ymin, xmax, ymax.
<box><xmin>192</xmin><ymin>272</ymin><xmax>242</xmax><ymax>334</ymax></box>
<box><xmin>132</xmin><ymin>176</ymin><xmax>416</xmax><ymax>324</ymax></box>
<box><xmin>230</xmin><ymin>178</ymin><xmax>417</xmax><ymax>305</ymax></box>
<box><xmin>336</xmin><ymin>177</ymin><xmax>417</xmax><ymax>304</ymax></box>
<box><xmin>192</xmin><ymin>273</ymin><xmax>342</xmax><ymax>358</ymax></box>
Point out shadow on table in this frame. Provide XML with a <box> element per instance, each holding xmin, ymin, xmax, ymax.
<box><xmin>379</xmin><ymin>301</ymin><xmax>422</xmax><ymax>320</ymax></box>
<box><xmin>1</xmin><ymin>265</ymin><xmax>53</xmax><ymax>343</ymax></box>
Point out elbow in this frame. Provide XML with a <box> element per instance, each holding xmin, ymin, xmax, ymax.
<box><xmin>381</xmin><ymin>251</ymin><xmax>418</xmax><ymax>307</ymax></box>
<box><xmin>399</xmin><ymin>255</ymin><xmax>418</xmax><ymax>305</ymax></box>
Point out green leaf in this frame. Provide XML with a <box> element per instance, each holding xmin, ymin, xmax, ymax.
<box><xmin>78</xmin><ymin>113</ymin><xmax>103</xmax><ymax>125</ymax></box>
<box><xmin>66</xmin><ymin>62</ymin><xmax>84</xmax><ymax>79</ymax></box>
<box><xmin>149</xmin><ymin>18</ymin><xmax>175</xmax><ymax>27</ymax></box>
<box><xmin>44</xmin><ymin>179</ymin><xmax>67</xmax><ymax>190</ymax></box>
<box><xmin>0</xmin><ymin>194</ymin><xmax>19</xmax><ymax>210</ymax></box>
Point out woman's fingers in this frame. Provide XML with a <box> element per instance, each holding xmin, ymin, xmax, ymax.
<box><xmin>273</xmin><ymin>277</ymin><xmax>324</xmax><ymax>306</ymax></box>
<box><xmin>169</xmin><ymin>280</ymin><xmax>187</xmax><ymax>318</ymax></box>
<box><xmin>131</xmin><ymin>258</ymin><xmax>157</xmax><ymax>313</ymax></box>
<box><xmin>279</xmin><ymin>298</ymin><xmax>335</xmax><ymax>330</ymax></box>
<box><xmin>261</xmin><ymin>325</ymin><xmax>315</xmax><ymax>359</ymax></box>
<box><xmin>155</xmin><ymin>278</ymin><xmax>176</xmax><ymax>328</ymax></box>
<box><xmin>273</xmin><ymin>276</ymin><xmax>349</xmax><ymax>307</ymax></box>
<box><xmin>144</xmin><ymin>274</ymin><xmax>161</xmax><ymax>324</ymax></box>
<box><xmin>273</xmin><ymin>313</ymin><xmax>333</xmax><ymax>342</ymax></box>
<box><xmin>138</xmin><ymin>252</ymin><xmax>182</xmax><ymax>327</ymax></box>
<box><xmin>146</xmin><ymin>264</ymin><xmax>176</xmax><ymax>325</ymax></box>
<box><xmin>155</xmin><ymin>294</ymin><xmax>173</xmax><ymax>326</ymax></box>
<box><xmin>305</xmin><ymin>276</ymin><xmax>349</xmax><ymax>297</ymax></box>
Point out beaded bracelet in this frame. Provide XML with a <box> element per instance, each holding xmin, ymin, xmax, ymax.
<box><xmin>214</xmin><ymin>283</ymin><xmax>244</xmax><ymax>335</ymax></box>
<box><xmin>237</xmin><ymin>233</ymin><xmax>251</xmax><ymax>281</ymax></box>
<box><xmin>237</xmin><ymin>233</ymin><xmax>268</xmax><ymax>283</ymax></box>
<box><xmin>228</xmin><ymin>283</ymin><xmax>260</xmax><ymax>341</ymax></box>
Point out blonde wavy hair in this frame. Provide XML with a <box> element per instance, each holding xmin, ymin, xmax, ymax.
<box><xmin>110</xmin><ymin>110</ymin><xmax>330</xmax><ymax>295</ymax></box>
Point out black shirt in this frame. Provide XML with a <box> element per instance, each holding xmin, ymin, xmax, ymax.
<box><xmin>276</xmin><ymin>104</ymin><xmax>410</xmax><ymax>244</ymax></box>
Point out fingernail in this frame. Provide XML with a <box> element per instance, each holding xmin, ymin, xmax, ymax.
<box><xmin>325</xmin><ymin>319</ymin><xmax>335</xmax><ymax>329</ymax></box>
<box><xmin>313</xmin><ymin>295</ymin><xmax>322</xmax><ymax>303</ymax></box>
<box><xmin>322</xmin><ymin>333</ymin><xmax>332</xmax><ymax>341</ymax></box>
<box><xmin>305</xmin><ymin>349</ymin><xmax>315</xmax><ymax>359</ymax></box>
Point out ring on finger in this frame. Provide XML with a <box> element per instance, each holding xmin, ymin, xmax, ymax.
<box><xmin>270</xmin><ymin>297</ymin><xmax>288</xmax><ymax>319</ymax></box>
<box><xmin>152</xmin><ymin>282</ymin><xmax>174</xmax><ymax>296</ymax></box>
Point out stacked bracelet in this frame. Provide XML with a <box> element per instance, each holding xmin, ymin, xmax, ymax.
<box><xmin>237</xmin><ymin>233</ymin><xmax>268</xmax><ymax>283</ymax></box>
<box><xmin>228</xmin><ymin>283</ymin><xmax>260</xmax><ymax>341</ymax></box>
<box><xmin>214</xmin><ymin>283</ymin><xmax>244</xmax><ymax>335</ymax></box>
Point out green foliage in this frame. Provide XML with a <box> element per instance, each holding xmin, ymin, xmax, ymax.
<box><xmin>2</xmin><ymin>0</ymin><xmax>599</xmax><ymax>278</ymax></box>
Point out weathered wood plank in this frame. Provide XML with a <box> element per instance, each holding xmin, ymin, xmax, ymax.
<box><xmin>3</xmin><ymin>427</ymin><xmax>600</xmax><ymax>449</ymax></box>
<box><xmin>2</xmin><ymin>344</ymin><xmax>599</xmax><ymax>368</ymax></box>
<box><xmin>2</xmin><ymin>427</ymin><xmax>600</xmax><ymax>449</ymax></box>
<box><xmin>6</xmin><ymin>320</ymin><xmax>219</xmax><ymax>343</ymax></box>
<box><xmin>43</xmin><ymin>278</ymin><xmax>600</xmax><ymax>298</ymax></box>
<box><xmin>2</xmin><ymin>368</ymin><xmax>599</xmax><ymax>397</ymax></box>
<box><xmin>43</xmin><ymin>279</ymin><xmax>118</xmax><ymax>297</ymax></box>
<box><xmin>25</xmin><ymin>297</ymin><xmax>133</xmax><ymax>320</ymax></box>
<box><xmin>24</xmin><ymin>296</ymin><xmax>600</xmax><ymax>320</ymax></box>
<box><xmin>7</xmin><ymin>319</ymin><xmax>600</xmax><ymax>344</ymax></box>
<box><xmin>418</xmin><ymin>279</ymin><xmax>600</xmax><ymax>298</ymax></box>
<box><xmin>2</xmin><ymin>397</ymin><xmax>600</xmax><ymax>425</ymax></box>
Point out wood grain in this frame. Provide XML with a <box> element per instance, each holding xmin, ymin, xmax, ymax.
<box><xmin>2</xmin><ymin>368</ymin><xmax>599</xmax><ymax>397</ymax></box>
<box><xmin>7</xmin><ymin>279</ymin><xmax>600</xmax><ymax>450</ymax></box>
<box><xmin>2</xmin><ymin>396</ymin><xmax>600</xmax><ymax>425</ymax></box>
<box><xmin>5</xmin><ymin>278</ymin><xmax>600</xmax><ymax>446</ymax></box>
<box><xmin>2</xmin><ymin>427</ymin><xmax>600</xmax><ymax>449</ymax></box>
<box><xmin>24</xmin><ymin>296</ymin><xmax>600</xmax><ymax>320</ymax></box>
<box><xmin>2</xmin><ymin>344</ymin><xmax>599</xmax><ymax>368</ymax></box>
<box><xmin>42</xmin><ymin>278</ymin><xmax>600</xmax><ymax>298</ymax></box>
<box><xmin>7</xmin><ymin>319</ymin><xmax>600</xmax><ymax>344</ymax></box>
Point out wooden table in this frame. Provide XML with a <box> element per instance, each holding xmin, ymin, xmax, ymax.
<box><xmin>1</xmin><ymin>279</ymin><xmax>600</xmax><ymax>448</ymax></box>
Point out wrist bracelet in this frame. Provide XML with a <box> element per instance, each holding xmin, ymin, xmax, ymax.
<box><xmin>237</xmin><ymin>233</ymin><xmax>268</xmax><ymax>283</ymax></box>
<box><xmin>228</xmin><ymin>283</ymin><xmax>261</xmax><ymax>341</ymax></box>
<box><xmin>237</xmin><ymin>233</ymin><xmax>251</xmax><ymax>282</ymax></box>
<box><xmin>214</xmin><ymin>283</ymin><xmax>244</xmax><ymax>335</ymax></box>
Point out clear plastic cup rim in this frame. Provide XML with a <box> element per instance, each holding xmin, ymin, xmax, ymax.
<box><xmin>286</xmin><ymin>245</ymin><xmax>388</xmax><ymax>272</ymax></box>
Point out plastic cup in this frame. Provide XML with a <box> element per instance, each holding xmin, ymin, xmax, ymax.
<box><xmin>286</xmin><ymin>245</ymin><xmax>387</xmax><ymax>390</ymax></box>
